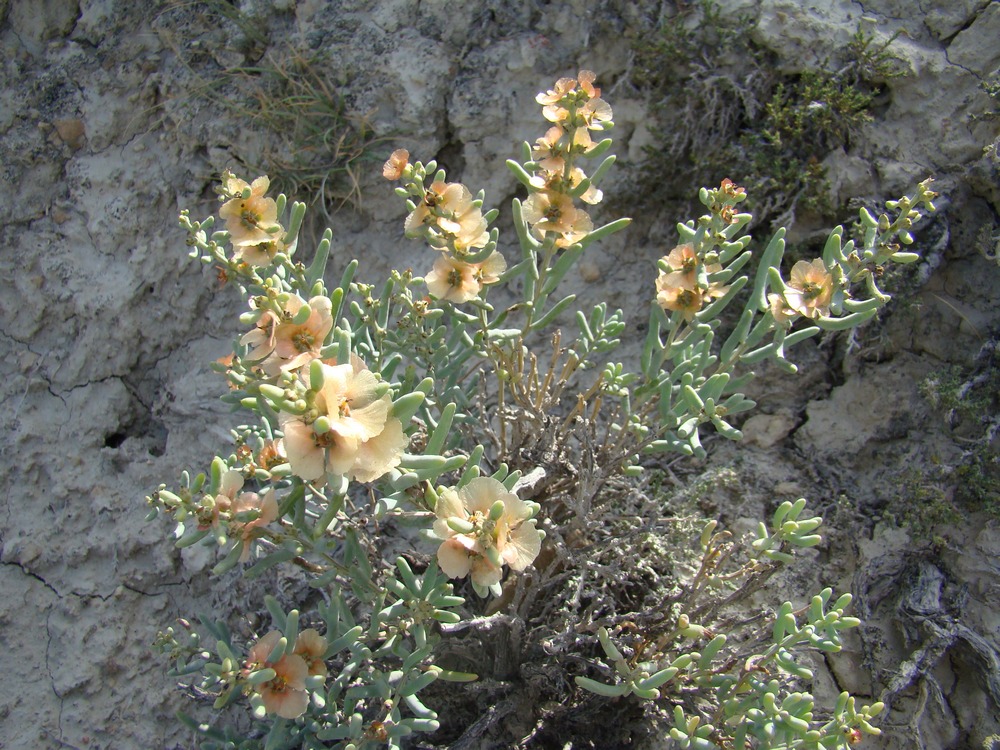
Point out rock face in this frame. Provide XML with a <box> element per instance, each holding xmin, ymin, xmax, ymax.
<box><xmin>1</xmin><ymin>1</ymin><xmax>997</xmax><ymax>748</ymax></box>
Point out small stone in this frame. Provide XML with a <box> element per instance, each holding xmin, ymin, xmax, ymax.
<box><xmin>742</xmin><ymin>413</ymin><xmax>796</xmax><ymax>448</ymax></box>
<box><xmin>53</xmin><ymin>118</ymin><xmax>86</xmax><ymax>150</ymax></box>
<box><xmin>774</xmin><ymin>481</ymin><xmax>803</xmax><ymax>497</ymax></box>
<box><xmin>578</xmin><ymin>259</ymin><xmax>600</xmax><ymax>282</ymax></box>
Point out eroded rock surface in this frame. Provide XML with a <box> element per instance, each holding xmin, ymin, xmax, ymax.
<box><xmin>1</xmin><ymin>0</ymin><xmax>997</xmax><ymax>747</ymax></box>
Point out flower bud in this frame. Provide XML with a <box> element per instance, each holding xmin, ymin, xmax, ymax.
<box><xmin>313</xmin><ymin>416</ymin><xmax>332</xmax><ymax>435</ymax></box>
<box><xmin>292</xmin><ymin>302</ymin><xmax>313</xmax><ymax>325</ymax></box>
<box><xmin>483</xmin><ymin>545</ymin><xmax>503</xmax><ymax>569</ymax></box>
<box><xmin>446</xmin><ymin>517</ymin><xmax>475</xmax><ymax>535</ymax></box>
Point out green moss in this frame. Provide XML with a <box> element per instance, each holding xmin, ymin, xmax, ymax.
<box><xmin>893</xmin><ymin>344</ymin><xmax>1000</xmax><ymax>531</ymax></box>
<box><xmin>885</xmin><ymin>466</ymin><xmax>963</xmax><ymax>537</ymax></box>
<box><xmin>956</xmin><ymin>443</ymin><xmax>1000</xmax><ymax>515</ymax></box>
<box><xmin>629</xmin><ymin>5</ymin><xmax>902</xmax><ymax>227</ymax></box>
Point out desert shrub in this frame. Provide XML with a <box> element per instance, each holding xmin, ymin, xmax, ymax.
<box><xmin>149</xmin><ymin>70</ymin><xmax>936</xmax><ymax>749</ymax></box>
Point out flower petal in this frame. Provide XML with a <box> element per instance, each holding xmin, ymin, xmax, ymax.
<box><xmin>503</xmin><ymin>521</ymin><xmax>542</xmax><ymax>571</ymax></box>
<box><xmin>351</xmin><ymin>417</ymin><xmax>408</xmax><ymax>482</ymax></box>
<box><xmin>437</xmin><ymin>538</ymin><xmax>473</xmax><ymax>579</ymax></box>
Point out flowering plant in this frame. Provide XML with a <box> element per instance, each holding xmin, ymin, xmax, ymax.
<box><xmin>150</xmin><ymin>70</ymin><xmax>937</xmax><ymax>748</ymax></box>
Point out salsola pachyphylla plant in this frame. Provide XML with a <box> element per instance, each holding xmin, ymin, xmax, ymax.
<box><xmin>150</xmin><ymin>69</ymin><xmax>937</xmax><ymax>748</ymax></box>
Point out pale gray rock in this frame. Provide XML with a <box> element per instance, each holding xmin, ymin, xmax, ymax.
<box><xmin>1</xmin><ymin>1</ymin><xmax>999</xmax><ymax>748</ymax></box>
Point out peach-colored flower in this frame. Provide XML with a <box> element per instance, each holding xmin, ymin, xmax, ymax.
<box><xmin>230</xmin><ymin>488</ymin><xmax>279</xmax><ymax>561</ymax></box>
<box><xmin>447</xmin><ymin>213</ymin><xmax>490</xmax><ymax>253</ymax></box>
<box><xmin>425</xmin><ymin>251</ymin><xmax>507</xmax><ymax>303</ymax></box>
<box><xmin>241</xmin><ymin>294</ymin><xmax>333</xmax><ymax>377</ymax></box>
<box><xmin>656</xmin><ymin>281</ymin><xmax>705</xmax><ymax>321</ymax></box>
<box><xmin>530</xmin><ymin>166</ymin><xmax>602</xmax><ymax>205</ymax></box>
<box><xmin>246</xmin><ymin>631</ymin><xmax>310</xmax><ymax>719</ymax></box>
<box><xmin>768</xmin><ymin>292</ymin><xmax>798</xmax><ymax>326</ymax></box>
<box><xmin>578</xmin><ymin>96</ymin><xmax>613</xmax><ymax>130</ymax></box>
<box><xmin>536</xmin><ymin>76</ymin><xmax>579</xmax><ymax>123</ymax></box>
<box><xmin>535</xmin><ymin>71</ymin><xmax>609</xmax><ymax>127</ymax></box>
<box><xmin>569</xmin><ymin>167</ymin><xmax>603</xmax><ymax>205</ymax></box>
<box><xmin>432</xmin><ymin>477</ymin><xmax>542</xmax><ymax>589</ymax></box>
<box><xmin>219</xmin><ymin>174</ymin><xmax>283</xmax><ymax>247</ymax></box>
<box><xmin>293</xmin><ymin>629</ymin><xmax>329</xmax><ymax>678</ymax></box>
<box><xmin>405</xmin><ymin>182</ymin><xmax>487</xmax><ymax>252</ymax></box>
<box><xmin>522</xmin><ymin>189</ymin><xmax>593</xmax><ymax>247</ymax></box>
<box><xmin>662</xmin><ymin>244</ymin><xmax>699</xmax><ymax>284</ymax></box>
<box><xmin>232</xmin><ymin>234</ymin><xmax>296</xmax><ymax>267</ymax></box>
<box><xmin>350</xmin><ymin>415</ymin><xmax>409</xmax><ymax>483</ymax></box>
<box><xmin>577</xmin><ymin>70</ymin><xmax>600</xmax><ymax>98</ymax></box>
<box><xmin>718</xmin><ymin>178</ymin><xmax>746</xmax><ymax>199</ymax></box>
<box><xmin>785</xmin><ymin>259</ymin><xmax>834</xmax><ymax>319</ymax></box>
<box><xmin>255</xmin><ymin>440</ymin><xmax>285</xmax><ymax>471</ymax></box>
<box><xmin>655</xmin><ymin>245</ymin><xmax>728</xmax><ymax>320</ymax></box>
<box><xmin>196</xmin><ymin>469</ymin><xmax>243</xmax><ymax>530</ymax></box>
<box><xmin>532</xmin><ymin>125</ymin><xmax>567</xmax><ymax>173</ymax></box>
<box><xmin>278</xmin><ymin>358</ymin><xmax>405</xmax><ymax>483</ymax></box>
<box><xmin>569</xmin><ymin>125</ymin><xmax>598</xmax><ymax>156</ymax></box>
<box><xmin>382</xmin><ymin>149</ymin><xmax>409</xmax><ymax>180</ymax></box>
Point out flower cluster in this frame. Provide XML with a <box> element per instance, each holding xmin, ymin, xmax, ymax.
<box><xmin>521</xmin><ymin>70</ymin><xmax>613</xmax><ymax>248</ymax></box>
<box><xmin>217</xmin><ymin>175</ymin><xmax>409</xmax><ymax>486</ymax></box>
<box><xmin>279</xmin><ymin>357</ymin><xmax>408</xmax><ymax>483</ymax></box>
<box><xmin>217</xmin><ymin>172</ymin><xmax>295</xmax><ymax>266</ymax></box>
<box><xmin>655</xmin><ymin>243</ymin><xmax>729</xmax><ymax>321</ymax></box>
<box><xmin>385</xmin><ymin>149</ymin><xmax>507</xmax><ymax>304</ymax></box>
<box><xmin>777</xmin><ymin>258</ymin><xmax>835</xmax><ymax>321</ymax></box>
<box><xmin>244</xmin><ymin>629</ymin><xmax>328</xmax><ymax>719</ymax></box>
<box><xmin>242</xmin><ymin>294</ymin><xmax>334</xmax><ymax>377</ymax></box>
<box><xmin>652</xmin><ymin>178</ymin><xmax>837</xmax><ymax>326</ymax></box>
<box><xmin>195</xmin><ymin>469</ymin><xmax>278</xmax><ymax>561</ymax></box>
<box><xmin>431</xmin><ymin>477</ymin><xmax>543</xmax><ymax>594</ymax></box>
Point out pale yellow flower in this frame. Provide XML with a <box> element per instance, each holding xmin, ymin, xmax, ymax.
<box><xmin>278</xmin><ymin>358</ymin><xmax>405</xmax><ymax>483</ymax></box>
<box><xmin>432</xmin><ymin>477</ymin><xmax>542</xmax><ymax>589</ymax></box>
<box><xmin>292</xmin><ymin>629</ymin><xmax>329</xmax><ymax>678</ymax></box>
<box><xmin>522</xmin><ymin>189</ymin><xmax>593</xmax><ymax>247</ymax></box>
<box><xmin>219</xmin><ymin>174</ymin><xmax>283</xmax><ymax>247</ymax></box>
<box><xmin>785</xmin><ymin>259</ymin><xmax>834</xmax><ymax>319</ymax></box>
<box><xmin>425</xmin><ymin>251</ymin><xmax>506</xmax><ymax>303</ymax></box>
<box><xmin>241</xmin><ymin>295</ymin><xmax>333</xmax><ymax>377</ymax></box>
<box><xmin>246</xmin><ymin>631</ymin><xmax>310</xmax><ymax>720</ymax></box>
<box><xmin>232</xmin><ymin>235</ymin><xmax>296</xmax><ymax>267</ymax></box>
